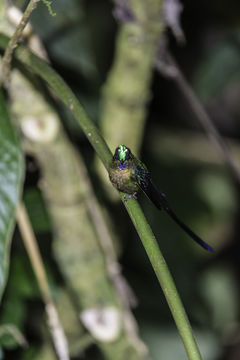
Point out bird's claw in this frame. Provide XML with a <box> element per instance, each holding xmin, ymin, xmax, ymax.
<box><xmin>124</xmin><ymin>192</ymin><xmax>138</xmax><ymax>201</ymax></box>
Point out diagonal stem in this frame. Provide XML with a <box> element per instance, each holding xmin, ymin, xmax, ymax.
<box><xmin>155</xmin><ymin>53</ymin><xmax>240</xmax><ymax>183</ymax></box>
<box><xmin>17</xmin><ymin>203</ymin><xmax>70</xmax><ymax>360</ymax></box>
<box><xmin>1</xmin><ymin>0</ymin><xmax>41</xmax><ymax>87</ymax></box>
<box><xmin>0</xmin><ymin>34</ymin><xmax>202</xmax><ymax>360</ymax></box>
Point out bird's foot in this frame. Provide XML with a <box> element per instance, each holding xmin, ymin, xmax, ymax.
<box><xmin>124</xmin><ymin>192</ymin><xmax>138</xmax><ymax>201</ymax></box>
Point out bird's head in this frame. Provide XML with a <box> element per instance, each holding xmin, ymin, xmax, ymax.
<box><xmin>113</xmin><ymin>144</ymin><xmax>132</xmax><ymax>163</ymax></box>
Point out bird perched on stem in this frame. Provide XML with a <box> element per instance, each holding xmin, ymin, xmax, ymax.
<box><xmin>109</xmin><ymin>144</ymin><xmax>214</xmax><ymax>252</ymax></box>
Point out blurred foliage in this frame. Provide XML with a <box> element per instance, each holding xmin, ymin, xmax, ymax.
<box><xmin>1</xmin><ymin>0</ymin><xmax>240</xmax><ymax>359</ymax></box>
<box><xmin>140</xmin><ymin>324</ymin><xmax>220</xmax><ymax>360</ymax></box>
<box><xmin>0</xmin><ymin>254</ymin><xmax>40</xmax><ymax>350</ymax></box>
<box><xmin>23</xmin><ymin>187</ymin><xmax>51</xmax><ymax>234</ymax></box>
<box><xmin>194</xmin><ymin>39</ymin><xmax>240</xmax><ymax>103</ymax></box>
<box><xmin>31</xmin><ymin>0</ymin><xmax>98</xmax><ymax>79</ymax></box>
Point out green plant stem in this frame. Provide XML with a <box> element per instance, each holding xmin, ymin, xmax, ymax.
<box><xmin>123</xmin><ymin>198</ymin><xmax>201</xmax><ymax>360</ymax></box>
<box><xmin>0</xmin><ymin>34</ymin><xmax>202</xmax><ymax>360</ymax></box>
<box><xmin>1</xmin><ymin>0</ymin><xmax>41</xmax><ymax>86</ymax></box>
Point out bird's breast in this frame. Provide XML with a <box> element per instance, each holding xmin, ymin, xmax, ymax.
<box><xmin>109</xmin><ymin>162</ymin><xmax>139</xmax><ymax>194</ymax></box>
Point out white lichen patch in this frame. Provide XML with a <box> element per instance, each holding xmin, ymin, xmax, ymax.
<box><xmin>80</xmin><ymin>306</ymin><xmax>121</xmax><ymax>342</ymax></box>
<box><xmin>21</xmin><ymin>114</ymin><xmax>59</xmax><ymax>143</ymax></box>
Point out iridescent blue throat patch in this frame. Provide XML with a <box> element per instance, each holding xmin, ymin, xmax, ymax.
<box><xmin>118</xmin><ymin>163</ymin><xmax>127</xmax><ymax>170</ymax></box>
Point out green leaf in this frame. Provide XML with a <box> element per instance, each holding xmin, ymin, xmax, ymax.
<box><xmin>0</xmin><ymin>88</ymin><xmax>24</xmax><ymax>302</ymax></box>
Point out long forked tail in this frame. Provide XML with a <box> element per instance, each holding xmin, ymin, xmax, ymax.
<box><xmin>164</xmin><ymin>206</ymin><xmax>214</xmax><ymax>252</ymax></box>
<box><xmin>139</xmin><ymin>177</ymin><xmax>214</xmax><ymax>252</ymax></box>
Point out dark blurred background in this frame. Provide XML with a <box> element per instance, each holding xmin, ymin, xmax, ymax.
<box><xmin>1</xmin><ymin>0</ymin><xmax>240</xmax><ymax>359</ymax></box>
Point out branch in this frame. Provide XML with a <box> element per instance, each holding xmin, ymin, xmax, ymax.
<box><xmin>16</xmin><ymin>203</ymin><xmax>70</xmax><ymax>360</ymax></box>
<box><xmin>97</xmin><ymin>0</ymin><xmax>165</xmax><ymax>196</ymax></box>
<box><xmin>101</xmin><ymin>0</ymin><xmax>164</xmax><ymax>154</ymax></box>
<box><xmin>1</xmin><ymin>0</ymin><xmax>41</xmax><ymax>87</ymax></box>
<box><xmin>155</xmin><ymin>52</ymin><xmax>240</xmax><ymax>183</ymax></box>
<box><xmin>0</xmin><ymin>34</ymin><xmax>202</xmax><ymax>360</ymax></box>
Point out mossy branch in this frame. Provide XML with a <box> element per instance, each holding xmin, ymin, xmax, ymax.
<box><xmin>0</xmin><ymin>34</ymin><xmax>202</xmax><ymax>360</ymax></box>
<box><xmin>0</xmin><ymin>0</ymin><xmax>41</xmax><ymax>86</ymax></box>
<box><xmin>100</xmin><ymin>0</ymin><xmax>164</xmax><ymax>154</ymax></box>
<box><xmin>97</xmin><ymin>0</ymin><xmax>164</xmax><ymax>196</ymax></box>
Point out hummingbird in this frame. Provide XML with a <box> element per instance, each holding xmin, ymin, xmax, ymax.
<box><xmin>109</xmin><ymin>144</ymin><xmax>214</xmax><ymax>252</ymax></box>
